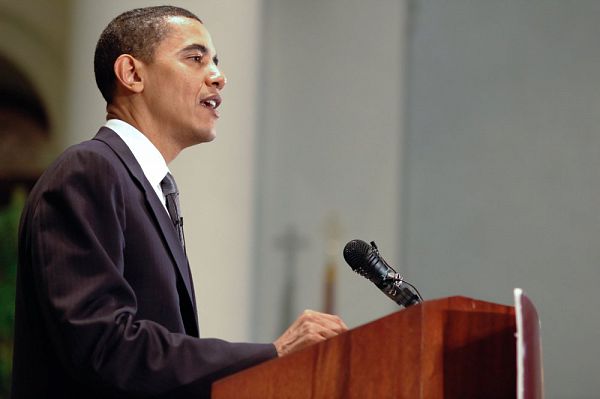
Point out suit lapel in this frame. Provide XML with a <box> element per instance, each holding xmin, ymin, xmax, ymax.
<box><xmin>93</xmin><ymin>127</ymin><xmax>198</xmax><ymax>325</ymax></box>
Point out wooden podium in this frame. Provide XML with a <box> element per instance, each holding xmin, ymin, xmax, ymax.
<box><xmin>212</xmin><ymin>294</ymin><xmax>542</xmax><ymax>398</ymax></box>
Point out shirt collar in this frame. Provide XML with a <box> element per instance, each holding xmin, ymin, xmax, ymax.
<box><xmin>104</xmin><ymin>119</ymin><xmax>169</xmax><ymax>190</ymax></box>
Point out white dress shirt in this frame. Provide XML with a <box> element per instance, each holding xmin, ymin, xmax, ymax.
<box><xmin>104</xmin><ymin>119</ymin><xmax>169</xmax><ymax>211</ymax></box>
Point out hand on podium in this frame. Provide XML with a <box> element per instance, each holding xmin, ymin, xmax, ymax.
<box><xmin>273</xmin><ymin>310</ymin><xmax>348</xmax><ymax>357</ymax></box>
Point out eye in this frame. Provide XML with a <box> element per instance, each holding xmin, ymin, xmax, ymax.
<box><xmin>190</xmin><ymin>55</ymin><xmax>204</xmax><ymax>63</ymax></box>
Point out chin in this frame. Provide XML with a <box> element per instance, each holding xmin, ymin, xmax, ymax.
<box><xmin>185</xmin><ymin>125</ymin><xmax>217</xmax><ymax>145</ymax></box>
<box><xmin>196</xmin><ymin>130</ymin><xmax>217</xmax><ymax>144</ymax></box>
<box><xmin>204</xmin><ymin>130</ymin><xmax>217</xmax><ymax>142</ymax></box>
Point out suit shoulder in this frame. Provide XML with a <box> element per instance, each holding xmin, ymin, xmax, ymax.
<box><xmin>61</xmin><ymin>138</ymin><xmax>122</xmax><ymax>166</ymax></box>
<box><xmin>28</xmin><ymin>138</ymin><xmax>128</xmax><ymax>203</ymax></box>
<box><xmin>48</xmin><ymin>138</ymin><xmax>129</xmax><ymax>178</ymax></box>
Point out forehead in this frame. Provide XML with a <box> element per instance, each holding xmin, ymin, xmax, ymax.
<box><xmin>157</xmin><ymin>16</ymin><xmax>216</xmax><ymax>55</ymax></box>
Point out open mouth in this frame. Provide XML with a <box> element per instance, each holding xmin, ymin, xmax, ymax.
<box><xmin>200</xmin><ymin>94</ymin><xmax>222</xmax><ymax>110</ymax></box>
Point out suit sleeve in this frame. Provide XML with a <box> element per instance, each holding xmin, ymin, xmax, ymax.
<box><xmin>28</xmin><ymin>149</ymin><xmax>276</xmax><ymax>398</ymax></box>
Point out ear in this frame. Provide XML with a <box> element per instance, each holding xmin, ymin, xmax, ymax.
<box><xmin>113</xmin><ymin>54</ymin><xmax>144</xmax><ymax>94</ymax></box>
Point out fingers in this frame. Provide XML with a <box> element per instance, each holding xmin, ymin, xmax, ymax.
<box><xmin>273</xmin><ymin>310</ymin><xmax>348</xmax><ymax>357</ymax></box>
<box><xmin>300</xmin><ymin>309</ymin><xmax>348</xmax><ymax>336</ymax></box>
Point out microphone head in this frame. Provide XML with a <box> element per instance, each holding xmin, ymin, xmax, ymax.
<box><xmin>343</xmin><ymin>239</ymin><xmax>369</xmax><ymax>265</ymax></box>
<box><xmin>343</xmin><ymin>239</ymin><xmax>376</xmax><ymax>278</ymax></box>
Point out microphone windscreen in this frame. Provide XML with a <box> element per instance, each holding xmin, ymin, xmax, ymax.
<box><xmin>343</xmin><ymin>239</ymin><xmax>372</xmax><ymax>273</ymax></box>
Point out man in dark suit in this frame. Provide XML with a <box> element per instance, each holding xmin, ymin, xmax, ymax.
<box><xmin>11</xmin><ymin>6</ymin><xmax>346</xmax><ymax>398</ymax></box>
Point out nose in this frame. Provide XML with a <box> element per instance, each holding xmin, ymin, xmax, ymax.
<box><xmin>207</xmin><ymin>64</ymin><xmax>226</xmax><ymax>90</ymax></box>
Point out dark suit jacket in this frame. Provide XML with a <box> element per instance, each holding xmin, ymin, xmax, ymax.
<box><xmin>11</xmin><ymin>127</ymin><xmax>276</xmax><ymax>398</ymax></box>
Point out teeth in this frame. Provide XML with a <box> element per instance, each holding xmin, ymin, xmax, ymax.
<box><xmin>204</xmin><ymin>99</ymin><xmax>216</xmax><ymax>108</ymax></box>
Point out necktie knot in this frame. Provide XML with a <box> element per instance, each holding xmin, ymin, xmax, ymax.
<box><xmin>160</xmin><ymin>172</ymin><xmax>178</xmax><ymax>196</ymax></box>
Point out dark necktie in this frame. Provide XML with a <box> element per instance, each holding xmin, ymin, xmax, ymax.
<box><xmin>160</xmin><ymin>172</ymin><xmax>185</xmax><ymax>249</ymax></box>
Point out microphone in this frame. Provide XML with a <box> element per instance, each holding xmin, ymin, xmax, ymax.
<box><xmin>343</xmin><ymin>239</ymin><xmax>422</xmax><ymax>308</ymax></box>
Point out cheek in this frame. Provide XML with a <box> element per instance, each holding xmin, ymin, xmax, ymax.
<box><xmin>146</xmin><ymin>70</ymin><xmax>203</xmax><ymax>111</ymax></box>
<box><xmin>177</xmin><ymin>83</ymin><xmax>201</xmax><ymax>107</ymax></box>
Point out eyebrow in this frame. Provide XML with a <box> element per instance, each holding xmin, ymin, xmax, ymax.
<box><xmin>180</xmin><ymin>44</ymin><xmax>219</xmax><ymax>65</ymax></box>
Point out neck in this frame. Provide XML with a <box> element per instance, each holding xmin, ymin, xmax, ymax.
<box><xmin>106</xmin><ymin>102</ymin><xmax>181</xmax><ymax>163</ymax></box>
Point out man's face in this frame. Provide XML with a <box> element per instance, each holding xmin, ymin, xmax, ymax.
<box><xmin>141</xmin><ymin>17</ymin><xmax>225</xmax><ymax>148</ymax></box>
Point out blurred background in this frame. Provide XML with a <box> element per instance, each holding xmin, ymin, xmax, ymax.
<box><xmin>1</xmin><ymin>0</ymin><xmax>599</xmax><ymax>397</ymax></box>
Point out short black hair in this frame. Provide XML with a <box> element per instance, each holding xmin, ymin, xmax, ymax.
<box><xmin>94</xmin><ymin>6</ymin><xmax>202</xmax><ymax>103</ymax></box>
